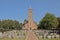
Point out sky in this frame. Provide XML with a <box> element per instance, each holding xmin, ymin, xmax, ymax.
<box><xmin>0</xmin><ymin>0</ymin><xmax>60</xmax><ymax>23</ymax></box>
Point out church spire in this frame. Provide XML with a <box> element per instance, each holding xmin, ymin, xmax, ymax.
<box><xmin>23</xmin><ymin>7</ymin><xmax>37</xmax><ymax>30</ymax></box>
<box><xmin>29</xmin><ymin>6</ymin><xmax>32</xmax><ymax>10</ymax></box>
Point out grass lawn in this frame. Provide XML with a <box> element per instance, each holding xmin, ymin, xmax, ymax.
<box><xmin>39</xmin><ymin>38</ymin><xmax>60</xmax><ymax>40</ymax></box>
<box><xmin>0</xmin><ymin>38</ymin><xmax>25</xmax><ymax>40</ymax></box>
<box><xmin>1</xmin><ymin>38</ymin><xmax>60</xmax><ymax>40</ymax></box>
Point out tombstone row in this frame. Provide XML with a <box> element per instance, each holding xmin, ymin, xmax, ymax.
<box><xmin>34</xmin><ymin>30</ymin><xmax>60</xmax><ymax>39</ymax></box>
<box><xmin>0</xmin><ymin>30</ymin><xmax>27</xmax><ymax>38</ymax></box>
<box><xmin>39</xmin><ymin>35</ymin><xmax>60</xmax><ymax>39</ymax></box>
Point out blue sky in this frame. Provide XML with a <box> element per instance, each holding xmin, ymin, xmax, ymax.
<box><xmin>0</xmin><ymin>0</ymin><xmax>60</xmax><ymax>23</ymax></box>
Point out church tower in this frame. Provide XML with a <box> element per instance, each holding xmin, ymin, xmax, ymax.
<box><xmin>23</xmin><ymin>7</ymin><xmax>37</xmax><ymax>30</ymax></box>
<box><xmin>28</xmin><ymin>7</ymin><xmax>33</xmax><ymax>29</ymax></box>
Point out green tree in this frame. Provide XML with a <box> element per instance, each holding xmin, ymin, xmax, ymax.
<box><xmin>38</xmin><ymin>13</ymin><xmax>58</xmax><ymax>29</ymax></box>
<box><xmin>57</xmin><ymin>17</ymin><xmax>60</xmax><ymax>29</ymax></box>
<box><xmin>0</xmin><ymin>19</ymin><xmax>23</xmax><ymax>32</ymax></box>
<box><xmin>13</xmin><ymin>20</ymin><xmax>22</xmax><ymax>30</ymax></box>
<box><xmin>24</xmin><ymin>19</ymin><xmax>28</xmax><ymax>24</ymax></box>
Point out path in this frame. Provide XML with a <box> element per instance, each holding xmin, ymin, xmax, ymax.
<box><xmin>25</xmin><ymin>30</ymin><xmax>38</xmax><ymax>40</ymax></box>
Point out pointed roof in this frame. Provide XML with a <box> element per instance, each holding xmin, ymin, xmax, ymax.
<box><xmin>29</xmin><ymin>6</ymin><xmax>32</xmax><ymax>9</ymax></box>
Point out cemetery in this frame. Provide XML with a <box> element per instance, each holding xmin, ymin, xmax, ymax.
<box><xmin>0</xmin><ymin>0</ymin><xmax>60</xmax><ymax>40</ymax></box>
<box><xmin>34</xmin><ymin>30</ymin><xmax>60</xmax><ymax>40</ymax></box>
<box><xmin>0</xmin><ymin>30</ymin><xmax>27</xmax><ymax>40</ymax></box>
<box><xmin>0</xmin><ymin>7</ymin><xmax>60</xmax><ymax>40</ymax></box>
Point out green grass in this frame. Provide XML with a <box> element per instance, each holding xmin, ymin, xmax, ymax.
<box><xmin>39</xmin><ymin>38</ymin><xmax>60</xmax><ymax>40</ymax></box>
<box><xmin>0</xmin><ymin>38</ymin><xmax>25</xmax><ymax>40</ymax></box>
<box><xmin>1</xmin><ymin>38</ymin><xmax>60</xmax><ymax>40</ymax></box>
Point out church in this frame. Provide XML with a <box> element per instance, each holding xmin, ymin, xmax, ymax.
<box><xmin>22</xmin><ymin>7</ymin><xmax>37</xmax><ymax>30</ymax></box>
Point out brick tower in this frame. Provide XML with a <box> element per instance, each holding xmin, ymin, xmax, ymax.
<box><xmin>23</xmin><ymin>7</ymin><xmax>37</xmax><ymax>30</ymax></box>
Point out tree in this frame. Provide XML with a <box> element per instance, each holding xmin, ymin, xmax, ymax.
<box><xmin>38</xmin><ymin>13</ymin><xmax>58</xmax><ymax>29</ymax></box>
<box><xmin>13</xmin><ymin>20</ymin><xmax>23</xmax><ymax>30</ymax></box>
<box><xmin>0</xmin><ymin>19</ymin><xmax>23</xmax><ymax>32</ymax></box>
<box><xmin>57</xmin><ymin>17</ymin><xmax>60</xmax><ymax>29</ymax></box>
<box><xmin>24</xmin><ymin>19</ymin><xmax>28</xmax><ymax>24</ymax></box>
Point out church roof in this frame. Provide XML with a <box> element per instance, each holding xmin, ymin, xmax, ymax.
<box><xmin>29</xmin><ymin>6</ymin><xmax>32</xmax><ymax>9</ymax></box>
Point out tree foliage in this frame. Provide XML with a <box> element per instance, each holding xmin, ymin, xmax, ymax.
<box><xmin>57</xmin><ymin>17</ymin><xmax>60</xmax><ymax>29</ymax></box>
<box><xmin>0</xmin><ymin>19</ymin><xmax>23</xmax><ymax>32</ymax></box>
<box><xmin>24</xmin><ymin>19</ymin><xmax>28</xmax><ymax>24</ymax></box>
<box><xmin>38</xmin><ymin>13</ymin><xmax>58</xmax><ymax>29</ymax></box>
